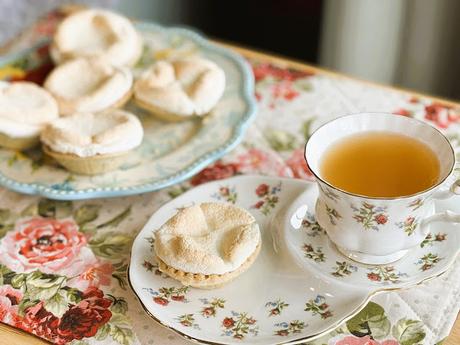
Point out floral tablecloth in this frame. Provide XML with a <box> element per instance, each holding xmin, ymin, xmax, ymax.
<box><xmin>0</xmin><ymin>8</ymin><xmax>459</xmax><ymax>345</ymax></box>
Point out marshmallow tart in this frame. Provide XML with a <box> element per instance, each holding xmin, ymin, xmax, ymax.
<box><xmin>134</xmin><ymin>57</ymin><xmax>226</xmax><ymax>121</ymax></box>
<box><xmin>44</xmin><ymin>57</ymin><xmax>133</xmax><ymax>116</ymax></box>
<box><xmin>154</xmin><ymin>202</ymin><xmax>261</xmax><ymax>289</ymax></box>
<box><xmin>50</xmin><ymin>8</ymin><xmax>143</xmax><ymax>67</ymax></box>
<box><xmin>40</xmin><ymin>109</ymin><xmax>143</xmax><ymax>175</ymax></box>
<box><xmin>0</xmin><ymin>81</ymin><xmax>59</xmax><ymax>150</ymax></box>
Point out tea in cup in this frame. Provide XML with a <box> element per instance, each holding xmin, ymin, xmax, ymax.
<box><xmin>305</xmin><ymin>113</ymin><xmax>460</xmax><ymax>264</ymax></box>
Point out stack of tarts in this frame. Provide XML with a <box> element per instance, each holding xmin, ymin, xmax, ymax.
<box><xmin>0</xmin><ymin>8</ymin><xmax>226</xmax><ymax>175</ymax></box>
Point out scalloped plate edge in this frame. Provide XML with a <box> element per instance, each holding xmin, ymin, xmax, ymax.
<box><xmin>0</xmin><ymin>22</ymin><xmax>257</xmax><ymax>200</ymax></box>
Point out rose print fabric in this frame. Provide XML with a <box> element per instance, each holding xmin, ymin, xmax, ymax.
<box><xmin>0</xmin><ymin>8</ymin><xmax>459</xmax><ymax>345</ymax></box>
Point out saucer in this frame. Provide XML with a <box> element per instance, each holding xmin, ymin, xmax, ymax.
<box><xmin>283</xmin><ymin>182</ymin><xmax>460</xmax><ymax>290</ymax></box>
<box><xmin>128</xmin><ymin>175</ymin><xmax>459</xmax><ymax>345</ymax></box>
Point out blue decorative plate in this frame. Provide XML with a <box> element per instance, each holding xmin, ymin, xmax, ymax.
<box><xmin>0</xmin><ymin>22</ymin><xmax>256</xmax><ymax>200</ymax></box>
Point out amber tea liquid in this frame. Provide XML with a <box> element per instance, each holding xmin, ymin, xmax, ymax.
<box><xmin>319</xmin><ymin>131</ymin><xmax>440</xmax><ymax>197</ymax></box>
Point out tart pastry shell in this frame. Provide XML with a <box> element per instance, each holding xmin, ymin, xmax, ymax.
<box><xmin>0</xmin><ymin>132</ymin><xmax>40</xmax><ymax>150</ymax></box>
<box><xmin>156</xmin><ymin>240</ymin><xmax>261</xmax><ymax>289</ymax></box>
<box><xmin>42</xmin><ymin>144</ymin><xmax>131</xmax><ymax>175</ymax></box>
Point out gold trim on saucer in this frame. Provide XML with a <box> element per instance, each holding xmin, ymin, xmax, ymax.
<box><xmin>127</xmin><ymin>256</ymin><xmax>457</xmax><ymax>345</ymax></box>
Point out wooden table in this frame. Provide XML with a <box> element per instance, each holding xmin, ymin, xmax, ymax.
<box><xmin>0</xmin><ymin>43</ymin><xmax>458</xmax><ymax>345</ymax></box>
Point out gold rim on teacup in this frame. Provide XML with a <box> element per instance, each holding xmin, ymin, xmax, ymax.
<box><xmin>304</xmin><ymin>112</ymin><xmax>457</xmax><ymax>200</ymax></box>
<box><xmin>304</xmin><ymin>113</ymin><xmax>460</xmax><ymax>265</ymax></box>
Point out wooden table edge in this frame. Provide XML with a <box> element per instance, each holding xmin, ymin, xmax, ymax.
<box><xmin>214</xmin><ymin>40</ymin><xmax>460</xmax><ymax>108</ymax></box>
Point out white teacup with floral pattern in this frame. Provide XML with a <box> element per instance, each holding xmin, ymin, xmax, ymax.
<box><xmin>305</xmin><ymin>113</ymin><xmax>460</xmax><ymax>264</ymax></box>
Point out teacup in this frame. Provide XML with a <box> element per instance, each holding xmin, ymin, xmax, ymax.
<box><xmin>305</xmin><ymin>113</ymin><xmax>460</xmax><ymax>264</ymax></box>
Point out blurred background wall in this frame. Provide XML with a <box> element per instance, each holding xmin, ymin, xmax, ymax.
<box><xmin>320</xmin><ymin>0</ymin><xmax>460</xmax><ymax>100</ymax></box>
<box><xmin>1</xmin><ymin>0</ymin><xmax>459</xmax><ymax>100</ymax></box>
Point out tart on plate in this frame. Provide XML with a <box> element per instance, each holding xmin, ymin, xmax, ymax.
<box><xmin>154</xmin><ymin>202</ymin><xmax>261</xmax><ymax>289</ymax></box>
<box><xmin>40</xmin><ymin>109</ymin><xmax>143</xmax><ymax>175</ymax></box>
<box><xmin>44</xmin><ymin>57</ymin><xmax>133</xmax><ymax>116</ymax></box>
<box><xmin>134</xmin><ymin>57</ymin><xmax>226</xmax><ymax>121</ymax></box>
<box><xmin>0</xmin><ymin>81</ymin><xmax>59</xmax><ymax>150</ymax></box>
<box><xmin>50</xmin><ymin>8</ymin><xmax>143</xmax><ymax>67</ymax></box>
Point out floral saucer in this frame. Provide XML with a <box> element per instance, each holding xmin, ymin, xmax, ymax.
<box><xmin>129</xmin><ymin>175</ymin><xmax>460</xmax><ymax>344</ymax></box>
<box><xmin>0</xmin><ymin>22</ymin><xmax>256</xmax><ymax>200</ymax></box>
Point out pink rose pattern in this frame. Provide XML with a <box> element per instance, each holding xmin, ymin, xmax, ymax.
<box><xmin>190</xmin><ymin>147</ymin><xmax>293</xmax><ymax>187</ymax></box>
<box><xmin>0</xmin><ymin>285</ymin><xmax>23</xmax><ymax>327</ymax></box>
<box><xmin>252</xmin><ymin>62</ymin><xmax>314</xmax><ymax>109</ymax></box>
<box><xmin>73</xmin><ymin>261</ymin><xmax>114</xmax><ymax>291</ymax></box>
<box><xmin>285</xmin><ymin>148</ymin><xmax>314</xmax><ymax>179</ymax></box>
<box><xmin>0</xmin><ymin>218</ymin><xmax>89</xmax><ymax>273</ymax></box>
<box><xmin>0</xmin><ymin>218</ymin><xmax>111</xmax><ymax>291</ymax></box>
<box><xmin>0</xmin><ymin>210</ymin><xmax>131</xmax><ymax>344</ymax></box>
<box><xmin>392</xmin><ymin>98</ymin><xmax>460</xmax><ymax>129</ymax></box>
<box><xmin>19</xmin><ymin>288</ymin><xmax>112</xmax><ymax>344</ymax></box>
<box><xmin>236</xmin><ymin>148</ymin><xmax>292</xmax><ymax>177</ymax></box>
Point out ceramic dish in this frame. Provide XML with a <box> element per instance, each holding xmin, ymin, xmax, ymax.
<box><xmin>129</xmin><ymin>175</ymin><xmax>460</xmax><ymax>345</ymax></box>
<box><xmin>0</xmin><ymin>22</ymin><xmax>256</xmax><ymax>200</ymax></box>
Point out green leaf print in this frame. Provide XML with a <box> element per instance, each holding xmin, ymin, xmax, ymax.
<box><xmin>96</xmin><ymin>206</ymin><xmax>131</xmax><ymax>229</ymax></box>
<box><xmin>73</xmin><ymin>204</ymin><xmax>101</xmax><ymax>226</ymax></box>
<box><xmin>61</xmin><ymin>287</ymin><xmax>82</xmax><ymax>304</ymax></box>
<box><xmin>295</xmin><ymin>79</ymin><xmax>313</xmax><ymax>91</ymax></box>
<box><xmin>44</xmin><ymin>290</ymin><xmax>69</xmax><ymax>318</ymax></box>
<box><xmin>346</xmin><ymin>302</ymin><xmax>390</xmax><ymax>339</ymax></box>
<box><xmin>392</xmin><ymin>318</ymin><xmax>425</xmax><ymax>345</ymax></box>
<box><xmin>112</xmin><ymin>269</ymin><xmax>128</xmax><ymax>289</ymax></box>
<box><xmin>0</xmin><ymin>209</ymin><xmax>10</xmax><ymax>223</ymax></box>
<box><xmin>95</xmin><ymin>296</ymin><xmax>133</xmax><ymax>343</ymax></box>
<box><xmin>0</xmin><ymin>209</ymin><xmax>15</xmax><ymax>238</ymax></box>
<box><xmin>44</xmin><ymin>288</ymin><xmax>83</xmax><ymax>316</ymax></box>
<box><xmin>38</xmin><ymin>199</ymin><xmax>72</xmax><ymax>218</ymax></box>
<box><xmin>12</xmin><ymin>271</ymin><xmax>70</xmax><ymax>317</ymax></box>
<box><xmin>22</xmin><ymin>271</ymin><xmax>67</xmax><ymax>301</ymax></box>
<box><xmin>17</xmin><ymin>298</ymin><xmax>37</xmax><ymax>316</ymax></box>
<box><xmin>0</xmin><ymin>223</ymin><xmax>13</xmax><ymax>239</ymax></box>
<box><xmin>265</xmin><ymin>129</ymin><xmax>298</xmax><ymax>151</ymax></box>
<box><xmin>20</xmin><ymin>202</ymin><xmax>38</xmax><ymax>217</ymax></box>
<box><xmin>89</xmin><ymin>232</ymin><xmax>132</xmax><ymax>258</ymax></box>
<box><xmin>108</xmin><ymin>313</ymin><xmax>134</xmax><ymax>345</ymax></box>
<box><xmin>95</xmin><ymin>323</ymin><xmax>111</xmax><ymax>341</ymax></box>
<box><xmin>108</xmin><ymin>295</ymin><xmax>128</xmax><ymax>314</ymax></box>
<box><xmin>10</xmin><ymin>273</ymin><xmax>27</xmax><ymax>289</ymax></box>
<box><xmin>369</xmin><ymin>315</ymin><xmax>391</xmax><ymax>340</ymax></box>
<box><xmin>301</xmin><ymin>117</ymin><xmax>316</xmax><ymax>140</ymax></box>
<box><xmin>168</xmin><ymin>185</ymin><xmax>189</xmax><ymax>198</ymax></box>
<box><xmin>0</xmin><ymin>264</ymin><xmax>14</xmax><ymax>285</ymax></box>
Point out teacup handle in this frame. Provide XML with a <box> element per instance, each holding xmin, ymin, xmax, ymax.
<box><xmin>421</xmin><ymin>178</ymin><xmax>460</xmax><ymax>231</ymax></box>
<box><xmin>431</xmin><ymin>178</ymin><xmax>460</xmax><ymax>200</ymax></box>
<box><xmin>422</xmin><ymin>210</ymin><xmax>460</xmax><ymax>226</ymax></box>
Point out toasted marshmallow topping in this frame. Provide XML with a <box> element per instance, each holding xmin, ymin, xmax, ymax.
<box><xmin>51</xmin><ymin>9</ymin><xmax>142</xmax><ymax>67</ymax></box>
<box><xmin>40</xmin><ymin>109</ymin><xmax>143</xmax><ymax>157</ymax></box>
<box><xmin>134</xmin><ymin>58</ymin><xmax>226</xmax><ymax>117</ymax></box>
<box><xmin>44</xmin><ymin>58</ymin><xmax>133</xmax><ymax>116</ymax></box>
<box><xmin>154</xmin><ymin>203</ymin><xmax>261</xmax><ymax>275</ymax></box>
<box><xmin>0</xmin><ymin>81</ymin><xmax>59</xmax><ymax>138</ymax></box>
